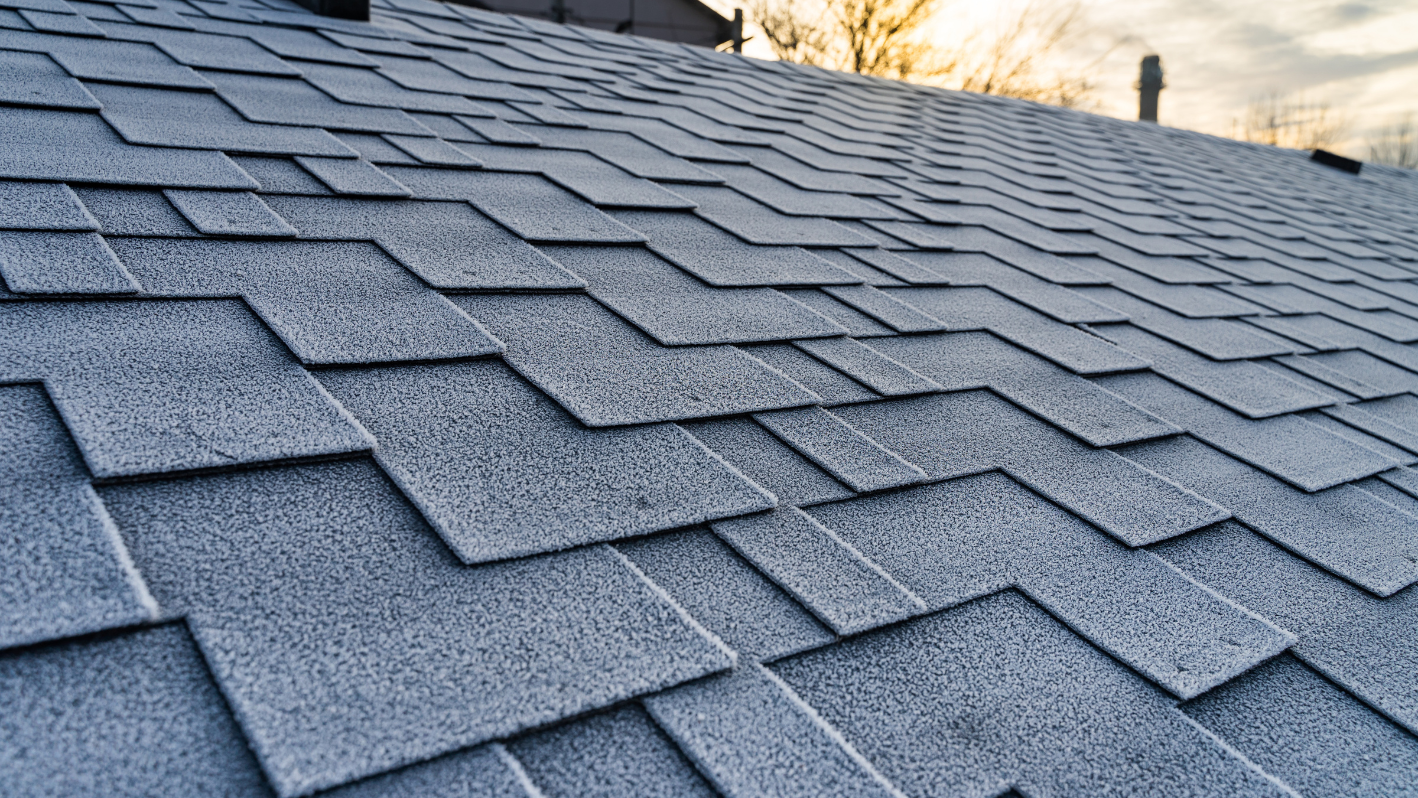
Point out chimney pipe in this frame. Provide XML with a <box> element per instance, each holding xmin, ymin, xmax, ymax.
<box><xmin>1138</xmin><ymin>55</ymin><xmax>1164</xmax><ymax>123</ymax></box>
<box><xmin>732</xmin><ymin>8</ymin><xmax>744</xmax><ymax>53</ymax></box>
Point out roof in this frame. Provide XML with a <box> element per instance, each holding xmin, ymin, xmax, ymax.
<box><xmin>2</xmin><ymin>0</ymin><xmax>1417</xmax><ymax>795</ymax></box>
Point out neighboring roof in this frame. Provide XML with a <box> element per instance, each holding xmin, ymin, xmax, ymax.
<box><xmin>470</xmin><ymin>0</ymin><xmax>735</xmax><ymax>48</ymax></box>
<box><xmin>1</xmin><ymin>0</ymin><xmax>1417</xmax><ymax>795</ymax></box>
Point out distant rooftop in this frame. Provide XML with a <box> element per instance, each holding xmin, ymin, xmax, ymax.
<box><xmin>2</xmin><ymin>0</ymin><xmax>1418</xmax><ymax>796</ymax></box>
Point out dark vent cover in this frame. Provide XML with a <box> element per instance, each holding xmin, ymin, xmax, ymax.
<box><xmin>1311</xmin><ymin>149</ymin><xmax>1362</xmax><ymax>174</ymax></box>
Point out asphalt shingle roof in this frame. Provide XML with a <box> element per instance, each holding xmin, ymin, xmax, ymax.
<box><xmin>2</xmin><ymin>0</ymin><xmax>1418</xmax><ymax>794</ymax></box>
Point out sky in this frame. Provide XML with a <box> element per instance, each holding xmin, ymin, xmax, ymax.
<box><xmin>700</xmin><ymin>0</ymin><xmax>1418</xmax><ymax>158</ymax></box>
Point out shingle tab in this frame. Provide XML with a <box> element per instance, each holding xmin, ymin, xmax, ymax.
<box><xmin>162</xmin><ymin>190</ymin><xmax>299</xmax><ymax>237</ymax></box>
<box><xmin>509</xmin><ymin>704</ymin><xmax>717</xmax><ymax>798</ymax></box>
<box><xmin>0</xmin><ymin>108</ymin><xmax>258</xmax><ymax>188</ymax></box>
<box><xmin>295</xmin><ymin>156</ymin><xmax>413</xmax><ymax>197</ymax></box>
<box><xmin>0</xmin><ymin>384</ymin><xmax>155</xmax><ymax>651</ymax></box>
<box><xmin>1092</xmin><ymin>323</ymin><xmax>1332</xmax><ymax>418</ymax></box>
<box><xmin>1122</xmin><ymin>435</ymin><xmax>1418</xmax><ymax>597</ymax></box>
<box><xmin>0</xmin><ymin>624</ymin><xmax>273</xmax><ymax>798</ymax></box>
<box><xmin>834</xmin><ymin>391</ymin><xmax>1227</xmax><ymax>546</ymax></box>
<box><xmin>1077</xmin><ymin>285</ymin><xmax>1290</xmax><ymax>359</ymax></box>
<box><xmin>92</xmin><ymin>83</ymin><xmax>356</xmax><ymax>156</ymax></box>
<box><xmin>672</xmin><ymin>184</ymin><xmax>876</xmax><ymax>246</ymax></box>
<box><xmin>774</xmin><ymin>590</ymin><xmax>1289</xmax><ymax>798</ymax></box>
<box><xmin>755</xmin><ymin>406</ymin><xmax>926</xmax><ymax>493</ymax></box>
<box><xmin>299</xmin><ymin>60</ymin><xmax>492</xmax><ymax>115</ymax></box>
<box><xmin>388</xmin><ymin>166</ymin><xmax>645</xmax><ymax>241</ymax></box>
<box><xmin>205</xmin><ymin>70</ymin><xmax>434</xmax><ymax>135</ymax></box>
<box><xmin>681</xmin><ymin>417</ymin><xmax>852</xmax><ymax>506</ymax></box>
<box><xmin>104</xmin><ymin>460</ymin><xmax>734</xmax><ymax>798</ymax></box>
<box><xmin>618</xmin><ymin>529</ymin><xmax>834</xmax><ymax>661</ymax></box>
<box><xmin>645</xmin><ymin>665</ymin><xmax>903</xmax><ymax>798</ymax></box>
<box><xmin>317</xmin><ymin>362</ymin><xmax>773</xmax><ymax>563</ymax></box>
<box><xmin>811</xmin><ymin>472</ymin><xmax>1291</xmax><ymax>697</ymax></box>
<box><xmin>1153</xmin><ymin>520</ymin><xmax>1418</xmax><ymax>735</ymax></box>
<box><xmin>456</xmin><ymin>293</ymin><xmax>819</xmax><ymax>426</ymax></box>
<box><xmin>0</xmin><ymin>29</ymin><xmax>213</xmax><ymax>87</ymax></box>
<box><xmin>543</xmin><ymin>245</ymin><xmax>847</xmax><ymax>345</ymax></box>
<box><xmin>0</xmin><ymin>299</ymin><xmax>371</xmax><ymax>476</ymax></box>
<box><xmin>902</xmin><ymin>250</ymin><xmax>1125</xmax><ymax>323</ymax></box>
<box><xmin>112</xmin><ymin>238</ymin><xmax>503</xmax><ymax>364</ymax></box>
<box><xmin>609</xmin><ymin>209</ymin><xmax>860</xmax><ymax>286</ymax></box>
<box><xmin>794</xmin><ymin>336</ymin><xmax>940</xmax><ymax>396</ymax></box>
<box><xmin>890</xmin><ymin>286</ymin><xmax>1150</xmax><ymax>374</ymax></box>
<box><xmin>0</xmin><ymin>230</ymin><xmax>139</xmax><ymax>294</ymax></box>
<box><xmin>1099</xmin><ymin>371</ymin><xmax>1395</xmax><ymax>491</ymax></box>
<box><xmin>714</xmin><ymin>508</ymin><xmax>927</xmax><ymax>635</ymax></box>
<box><xmin>0</xmin><ymin>49</ymin><xmax>99</xmax><ymax>109</ymax></box>
<box><xmin>72</xmin><ymin>187</ymin><xmax>200</xmax><ymax>235</ymax></box>
<box><xmin>0</xmin><ymin>181</ymin><xmax>96</xmax><ymax>231</ymax></box>
<box><xmin>1182</xmin><ymin>653</ymin><xmax>1418</xmax><ymax>798</ymax></box>
<box><xmin>264</xmin><ymin>194</ymin><xmax>582</xmax><ymax>289</ymax></box>
<box><xmin>870</xmin><ymin>331</ymin><xmax>1177</xmax><ymax>446</ymax></box>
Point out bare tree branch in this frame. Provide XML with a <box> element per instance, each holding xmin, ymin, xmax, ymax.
<box><xmin>1369</xmin><ymin>114</ymin><xmax>1417</xmax><ymax>169</ymax></box>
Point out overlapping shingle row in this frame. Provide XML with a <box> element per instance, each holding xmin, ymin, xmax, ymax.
<box><xmin>3</xmin><ymin>0</ymin><xmax>1417</xmax><ymax>794</ymax></box>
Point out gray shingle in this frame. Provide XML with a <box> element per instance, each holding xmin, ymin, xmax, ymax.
<box><xmin>807</xmin><ymin>472</ymin><xmax>1291</xmax><ymax>698</ymax></box>
<box><xmin>1091</xmin><ymin>323</ymin><xmax>1332</xmax><ymax>418</ymax></box>
<box><xmin>773</xmin><ymin>590</ymin><xmax>1290</xmax><ymax>798</ymax></box>
<box><xmin>681</xmin><ymin>417</ymin><xmax>852</xmax><ymax>506</ymax></box>
<box><xmin>336</xmin><ymin>131</ymin><xmax>421</xmax><ymax>164</ymax></box>
<box><xmin>229</xmin><ymin>156</ymin><xmax>334</xmax><ymax>195</ymax></box>
<box><xmin>0</xmin><ymin>231</ymin><xmax>139</xmax><ymax>293</ymax></box>
<box><xmin>295</xmin><ymin>156</ymin><xmax>413</xmax><ymax>197</ymax></box>
<box><xmin>1152</xmin><ymin>520</ymin><xmax>1418</xmax><ymax>735</ymax></box>
<box><xmin>1122</xmin><ymin>435</ymin><xmax>1418</xmax><ymax>597</ymax></box>
<box><xmin>298</xmin><ymin>60</ymin><xmax>494</xmax><ymax>115</ymax></box>
<box><xmin>617</xmin><ymin>529</ymin><xmax>834</xmax><ymax>661</ymax></box>
<box><xmin>316</xmin><ymin>362</ymin><xmax>773</xmax><ymax>563</ymax></box>
<box><xmin>374</xmin><ymin>53</ymin><xmax>539</xmax><ymax>101</ymax></box>
<box><xmin>0</xmin><ymin>181</ymin><xmax>96</xmax><ymax>231</ymax></box>
<box><xmin>609</xmin><ymin>210</ymin><xmax>861</xmax><ymax>286</ymax></box>
<box><xmin>387</xmin><ymin>167</ymin><xmax>644</xmax><ymax>241</ymax></box>
<box><xmin>0</xmin><ymin>28</ymin><xmax>213</xmax><ymax>88</ymax></box>
<box><xmin>890</xmin><ymin>286</ymin><xmax>1149</xmax><ymax>374</ymax></box>
<box><xmin>754</xmin><ymin>406</ymin><xmax>926</xmax><ymax>493</ymax></box>
<box><xmin>779</xmin><ymin>288</ymin><xmax>895</xmax><ymax>336</ymax></box>
<box><xmin>1325</xmin><ymin>394</ymin><xmax>1418</xmax><ymax>452</ymax></box>
<box><xmin>530</xmin><ymin>125</ymin><xmax>725</xmax><ymax>182</ymax></box>
<box><xmin>112</xmin><ymin>238</ymin><xmax>503</xmax><ymax>364</ymax></box>
<box><xmin>451</xmin><ymin>143</ymin><xmax>696</xmax><ymax>209</ymax></box>
<box><xmin>1075</xmin><ymin>286</ymin><xmax>1289</xmax><ymax>359</ymax></box>
<box><xmin>205</xmin><ymin>70</ymin><xmax>434</xmax><ymax>135</ymax></box>
<box><xmin>863</xmin><ymin>220</ymin><xmax>954</xmax><ymax>248</ymax></box>
<box><xmin>712</xmin><ymin>163</ymin><xmax>897</xmax><ymax>219</ymax></box>
<box><xmin>385</xmin><ymin>133</ymin><xmax>481</xmax><ymax>166</ymax></box>
<box><xmin>901</xmin><ymin>250</ymin><xmax>1125</xmax><ymax>323</ymax></box>
<box><xmin>103</xmin><ymin>460</ymin><xmax>733</xmax><ymax>798</ymax></box>
<box><xmin>1099</xmin><ymin>371</ymin><xmax>1396</xmax><ymax>491</ymax></box>
<box><xmin>821</xmin><ymin>285</ymin><xmax>946</xmax><ymax>332</ymax></box>
<box><xmin>713</xmin><ymin>508</ymin><xmax>927</xmax><ymax>635</ymax></box>
<box><xmin>72</xmin><ymin>187</ymin><xmax>200</xmax><ymax>236</ymax></box>
<box><xmin>1182</xmin><ymin>653</ymin><xmax>1418</xmax><ymax>798</ymax></box>
<box><xmin>0</xmin><ymin>624</ymin><xmax>273</xmax><ymax>798</ymax></box>
<box><xmin>323</xmin><ymin>745</ymin><xmax>539</xmax><ymax>798</ymax></box>
<box><xmin>840</xmin><ymin>247</ymin><xmax>947</xmax><ymax>283</ymax></box>
<box><xmin>509</xmin><ymin>704</ymin><xmax>717</xmax><ymax>798</ymax></box>
<box><xmin>455</xmin><ymin>293</ymin><xmax>819</xmax><ymax>426</ymax></box>
<box><xmin>737</xmin><ymin>342</ymin><xmax>880</xmax><ymax>405</ymax></box>
<box><xmin>97</xmin><ymin>21</ymin><xmax>302</xmax><ymax>75</ymax></box>
<box><xmin>0</xmin><ymin>384</ymin><xmax>156</xmax><ymax>651</ymax></box>
<box><xmin>0</xmin><ymin>108</ymin><xmax>258</xmax><ymax>188</ymax></box>
<box><xmin>91</xmin><ymin>83</ymin><xmax>356</xmax><ymax>156</ymax></box>
<box><xmin>194</xmin><ymin>18</ymin><xmax>378</xmax><ymax>66</ymax></box>
<box><xmin>645</xmin><ymin>665</ymin><xmax>903</xmax><ymax>798</ymax></box>
<box><xmin>542</xmin><ymin>245</ymin><xmax>847</xmax><ymax>345</ymax></box>
<box><xmin>1288</xmin><ymin>349</ymin><xmax>1418</xmax><ymax>399</ymax></box>
<box><xmin>833</xmin><ymin>391</ymin><xmax>1227</xmax><ymax>546</ymax></box>
<box><xmin>263</xmin><ymin>194</ymin><xmax>581</xmax><ymax>289</ymax></box>
<box><xmin>869</xmin><ymin>331</ymin><xmax>1177</xmax><ymax>446</ymax></box>
<box><xmin>947</xmin><ymin>224</ymin><xmax>1104</xmax><ymax>280</ymax></box>
<box><xmin>794</xmin><ymin>337</ymin><xmax>940</xmax><ymax>396</ymax></box>
<box><xmin>0</xmin><ymin>298</ymin><xmax>371</xmax><ymax>476</ymax></box>
<box><xmin>671</xmin><ymin>184</ymin><xmax>876</xmax><ymax>246</ymax></box>
<box><xmin>0</xmin><ymin>49</ymin><xmax>99</xmax><ymax>109</ymax></box>
<box><xmin>162</xmin><ymin>190</ymin><xmax>298</xmax><ymax>237</ymax></box>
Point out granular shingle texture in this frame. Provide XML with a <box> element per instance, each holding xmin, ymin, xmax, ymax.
<box><xmin>5</xmin><ymin>2</ymin><xmax>1418</xmax><ymax>794</ymax></box>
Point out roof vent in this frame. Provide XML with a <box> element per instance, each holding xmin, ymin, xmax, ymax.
<box><xmin>295</xmin><ymin>0</ymin><xmax>368</xmax><ymax>21</ymax></box>
<box><xmin>1311</xmin><ymin>149</ymin><xmax>1362</xmax><ymax>174</ymax></box>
